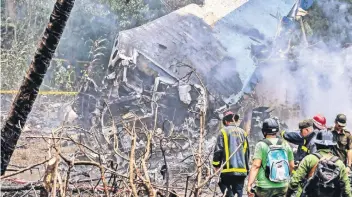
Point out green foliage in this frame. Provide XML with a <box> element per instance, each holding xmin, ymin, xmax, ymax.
<box><xmin>161</xmin><ymin>0</ymin><xmax>203</xmax><ymax>13</ymax></box>
<box><xmin>50</xmin><ymin>60</ymin><xmax>76</xmax><ymax>91</ymax></box>
<box><xmin>304</xmin><ymin>0</ymin><xmax>352</xmax><ymax>45</ymax></box>
<box><xmin>1</xmin><ymin>0</ymin><xmax>55</xmax><ymax>90</ymax></box>
<box><xmin>98</xmin><ymin>0</ymin><xmax>204</xmax><ymax>29</ymax></box>
<box><xmin>1</xmin><ymin>0</ymin><xmax>113</xmax><ymax>90</ymax></box>
<box><xmin>0</xmin><ymin>40</ymin><xmax>32</xmax><ymax>90</ymax></box>
<box><xmin>101</xmin><ymin>0</ymin><xmax>149</xmax><ymax>28</ymax></box>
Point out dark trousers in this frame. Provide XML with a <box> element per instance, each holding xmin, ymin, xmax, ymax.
<box><xmin>218</xmin><ymin>175</ymin><xmax>246</xmax><ymax>197</ymax></box>
<box><xmin>255</xmin><ymin>187</ymin><xmax>288</xmax><ymax>197</ymax></box>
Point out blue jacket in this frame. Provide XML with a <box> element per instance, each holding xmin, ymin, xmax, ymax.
<box><xmin>281</xmin><ymin>130</ymin><xmax>317</xmax><ymax>162</ymax></box>
<box><xmin>212</xmin><ymin>124</ymin><xmax>250</xmax><ymax>176</ymax></box>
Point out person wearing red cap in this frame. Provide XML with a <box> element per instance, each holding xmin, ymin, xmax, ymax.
<box><xmin>212</xmin><ymin>111</ymin><xmax>249</xmax><ymax>197</ymax></box>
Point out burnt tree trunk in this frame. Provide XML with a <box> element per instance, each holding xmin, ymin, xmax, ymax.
<box><xmin>1</xmin><ymin>0</ymin><xmax>75</xmax><ymax>175</ymax></box>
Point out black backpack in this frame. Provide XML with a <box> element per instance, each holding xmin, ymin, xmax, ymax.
<box><xmin>304</xmin><ymin>153</ymin><xmax>341</xmax><ymax>197</ymax></box>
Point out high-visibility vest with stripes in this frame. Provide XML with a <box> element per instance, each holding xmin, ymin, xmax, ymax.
<box><xmin>214</xmin><ymin>126</ymin><xmax>248</xmax><ymax>175</ymax></box>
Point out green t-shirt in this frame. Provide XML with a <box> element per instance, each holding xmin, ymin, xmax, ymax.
<box><xmin>253</xmin><ymin>138</ymin><xmax>294</xmax><ymax>188</ymax></box>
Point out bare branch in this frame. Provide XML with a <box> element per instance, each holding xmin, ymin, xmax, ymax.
<box><xmin>1</xmin><ymin>158</ymin><xmax>51</xmax><ymax>179</ymax></box>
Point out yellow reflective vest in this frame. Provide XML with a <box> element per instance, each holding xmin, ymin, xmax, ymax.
<box><xmin>212</xmin><ymin>125</ymin><xmax>250</xmax><ymax>176</ymax></box>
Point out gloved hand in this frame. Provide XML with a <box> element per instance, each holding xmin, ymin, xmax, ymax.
<box><xmin>285</xmin><ymin>188</ymin><xmax>295</xmax><ymax>197</ymax></box>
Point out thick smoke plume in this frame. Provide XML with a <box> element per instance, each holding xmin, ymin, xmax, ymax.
<box><xmin>255</xmin><ymin>0</ymin><xmax>352</xmax><ymax>128</ymax></box>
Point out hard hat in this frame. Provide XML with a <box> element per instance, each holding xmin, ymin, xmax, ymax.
<box><xmin>262</xmin><ymin>118</ymin><xmax>279</xmax><ymax>134</ymax></box>
<box><xmin>312</xmin><ymin>114</ymin><xmax>327</xmax><ymax>130</ymax></box>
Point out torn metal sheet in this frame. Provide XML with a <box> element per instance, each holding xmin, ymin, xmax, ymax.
<box><xmin>74</xmin><ymin>0</ymin><xmax>296</xmax><ymax>139</ymax></box>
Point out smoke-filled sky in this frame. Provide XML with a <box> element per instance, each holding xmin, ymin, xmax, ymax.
<box><xmin>256</xmin><ymin>46</ymin><xmax>352</xmax><ymax>127</ymax></box>
<box><xmin>207</xmin><ymin>0</ymin><xmax>352</xmax><ymax>128</ymax></box>
<box><xmin>247</xmin><ymin>0</ymin><xmax>352</xmax><ymax>128</ymax></box>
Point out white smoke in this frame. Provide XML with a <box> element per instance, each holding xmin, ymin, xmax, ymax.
<box><xmin>256</xmin><ymin>46</ymin><xmax>352</xmax><ymax>126</ymax></box>
<box><xmin>253</xmin><ymin>0</ymin><xmax>352</xmax><ymax>128</ymax></box>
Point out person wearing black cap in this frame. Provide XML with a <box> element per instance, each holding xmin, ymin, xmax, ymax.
<box><xmin>280</xmin><ymin>114</ymin><xmax>327</xmax><ymax>150</ymax></box>
<box><xmin>331</xmin><ymin>114</ymin><xmax>352</xmax><ymax>173</ymax></box>
<box><xmin>212</xmin><ymin>111</ymin><xmax>249</xmax><ymax>197</ymax></box>
<box><xmin>281</xmin><ymin>119</ymin><xmax>316</xmax><ymax>162</ymax></box>
<box><xmin>278</xmin><ymin>120</ymin><xmax>318</xmax><ymax>197</ymax></box>
<box><xmin>286</xmin><ymin>131</ymin><xmax>352</xmax><ymax>197</ymax></box>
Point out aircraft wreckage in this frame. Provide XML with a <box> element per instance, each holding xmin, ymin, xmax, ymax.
<box><xmin>73</xmin><ymin>0</ymin><xmax>304</xmax><ymax>143</ymax></box>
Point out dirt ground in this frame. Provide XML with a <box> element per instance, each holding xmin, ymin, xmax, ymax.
<box><xmin>0</xmin><ymin>95</ymin><xmax>250</xmax><ymax>196</ymax></box>
<box><xmin>2</xmin><ymin>133</ymin><xmax>249</xmax><ymax>197</ymax></box>
<box><xmin>1</xmin><ymin>95</ymin><xmax>78</xmax><ymax>180</ymax></box>
<box><xmin>4</xmin><ymin>130</ymin><xmax>77</xmax><ymax>182</ymax></box>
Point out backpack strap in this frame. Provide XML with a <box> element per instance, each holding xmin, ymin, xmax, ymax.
<box><xmin>346</xmin><ymin>131</ymin><xmax>351</xmax><ymax>151</ymax></box>
<box><xmin>262</xmin><ymin>139</ymin><xmax>273</xmax><ymax>146</ymax></box>
<box><xmin>308</xmin><ymin>153</ymin><xmax>336</xmax><ymax>178</ymax></box>
<box><xmin>276</xmin><ymin>139</ymin><xmax>283</xmax><ymax>146</ymax></box>
<box><xmin>308</xmin><ymin>153</ymin><xmax>323</xmax><ymax>178</ymax></box>
<box><xmin>312</xmin><ymin>153</ymin><xmax>323</xmax><ymax>159</ymax></box>
<box><xmin>329</xmin><ymin>156</ymin><xmax>339</xmax><ymax>163</ymax></box>
<box><xmin>260</xmin><ymin>139</ymin><xmax>272</xmax><ymax>172</ymax></box>
<box><xmin>262</xmin><ymin>138</ymin><xmax>283</xmax><ymax>146</ymax></box>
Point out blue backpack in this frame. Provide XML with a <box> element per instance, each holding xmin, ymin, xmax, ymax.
<box><xmin>261</xmin><ymin>139</ymin><xmax>291</xmax><ymax>183</ymax></box>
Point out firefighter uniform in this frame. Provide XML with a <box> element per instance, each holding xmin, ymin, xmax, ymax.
<box><xmin>282</xmin><ymin>130</ymin><xmax>317</xmax><ymax>162</ymax></box>
<box><xmin>212</xmin><ymin>124</ymin><xmax>250</xmax><ymax>197</ymax></box>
